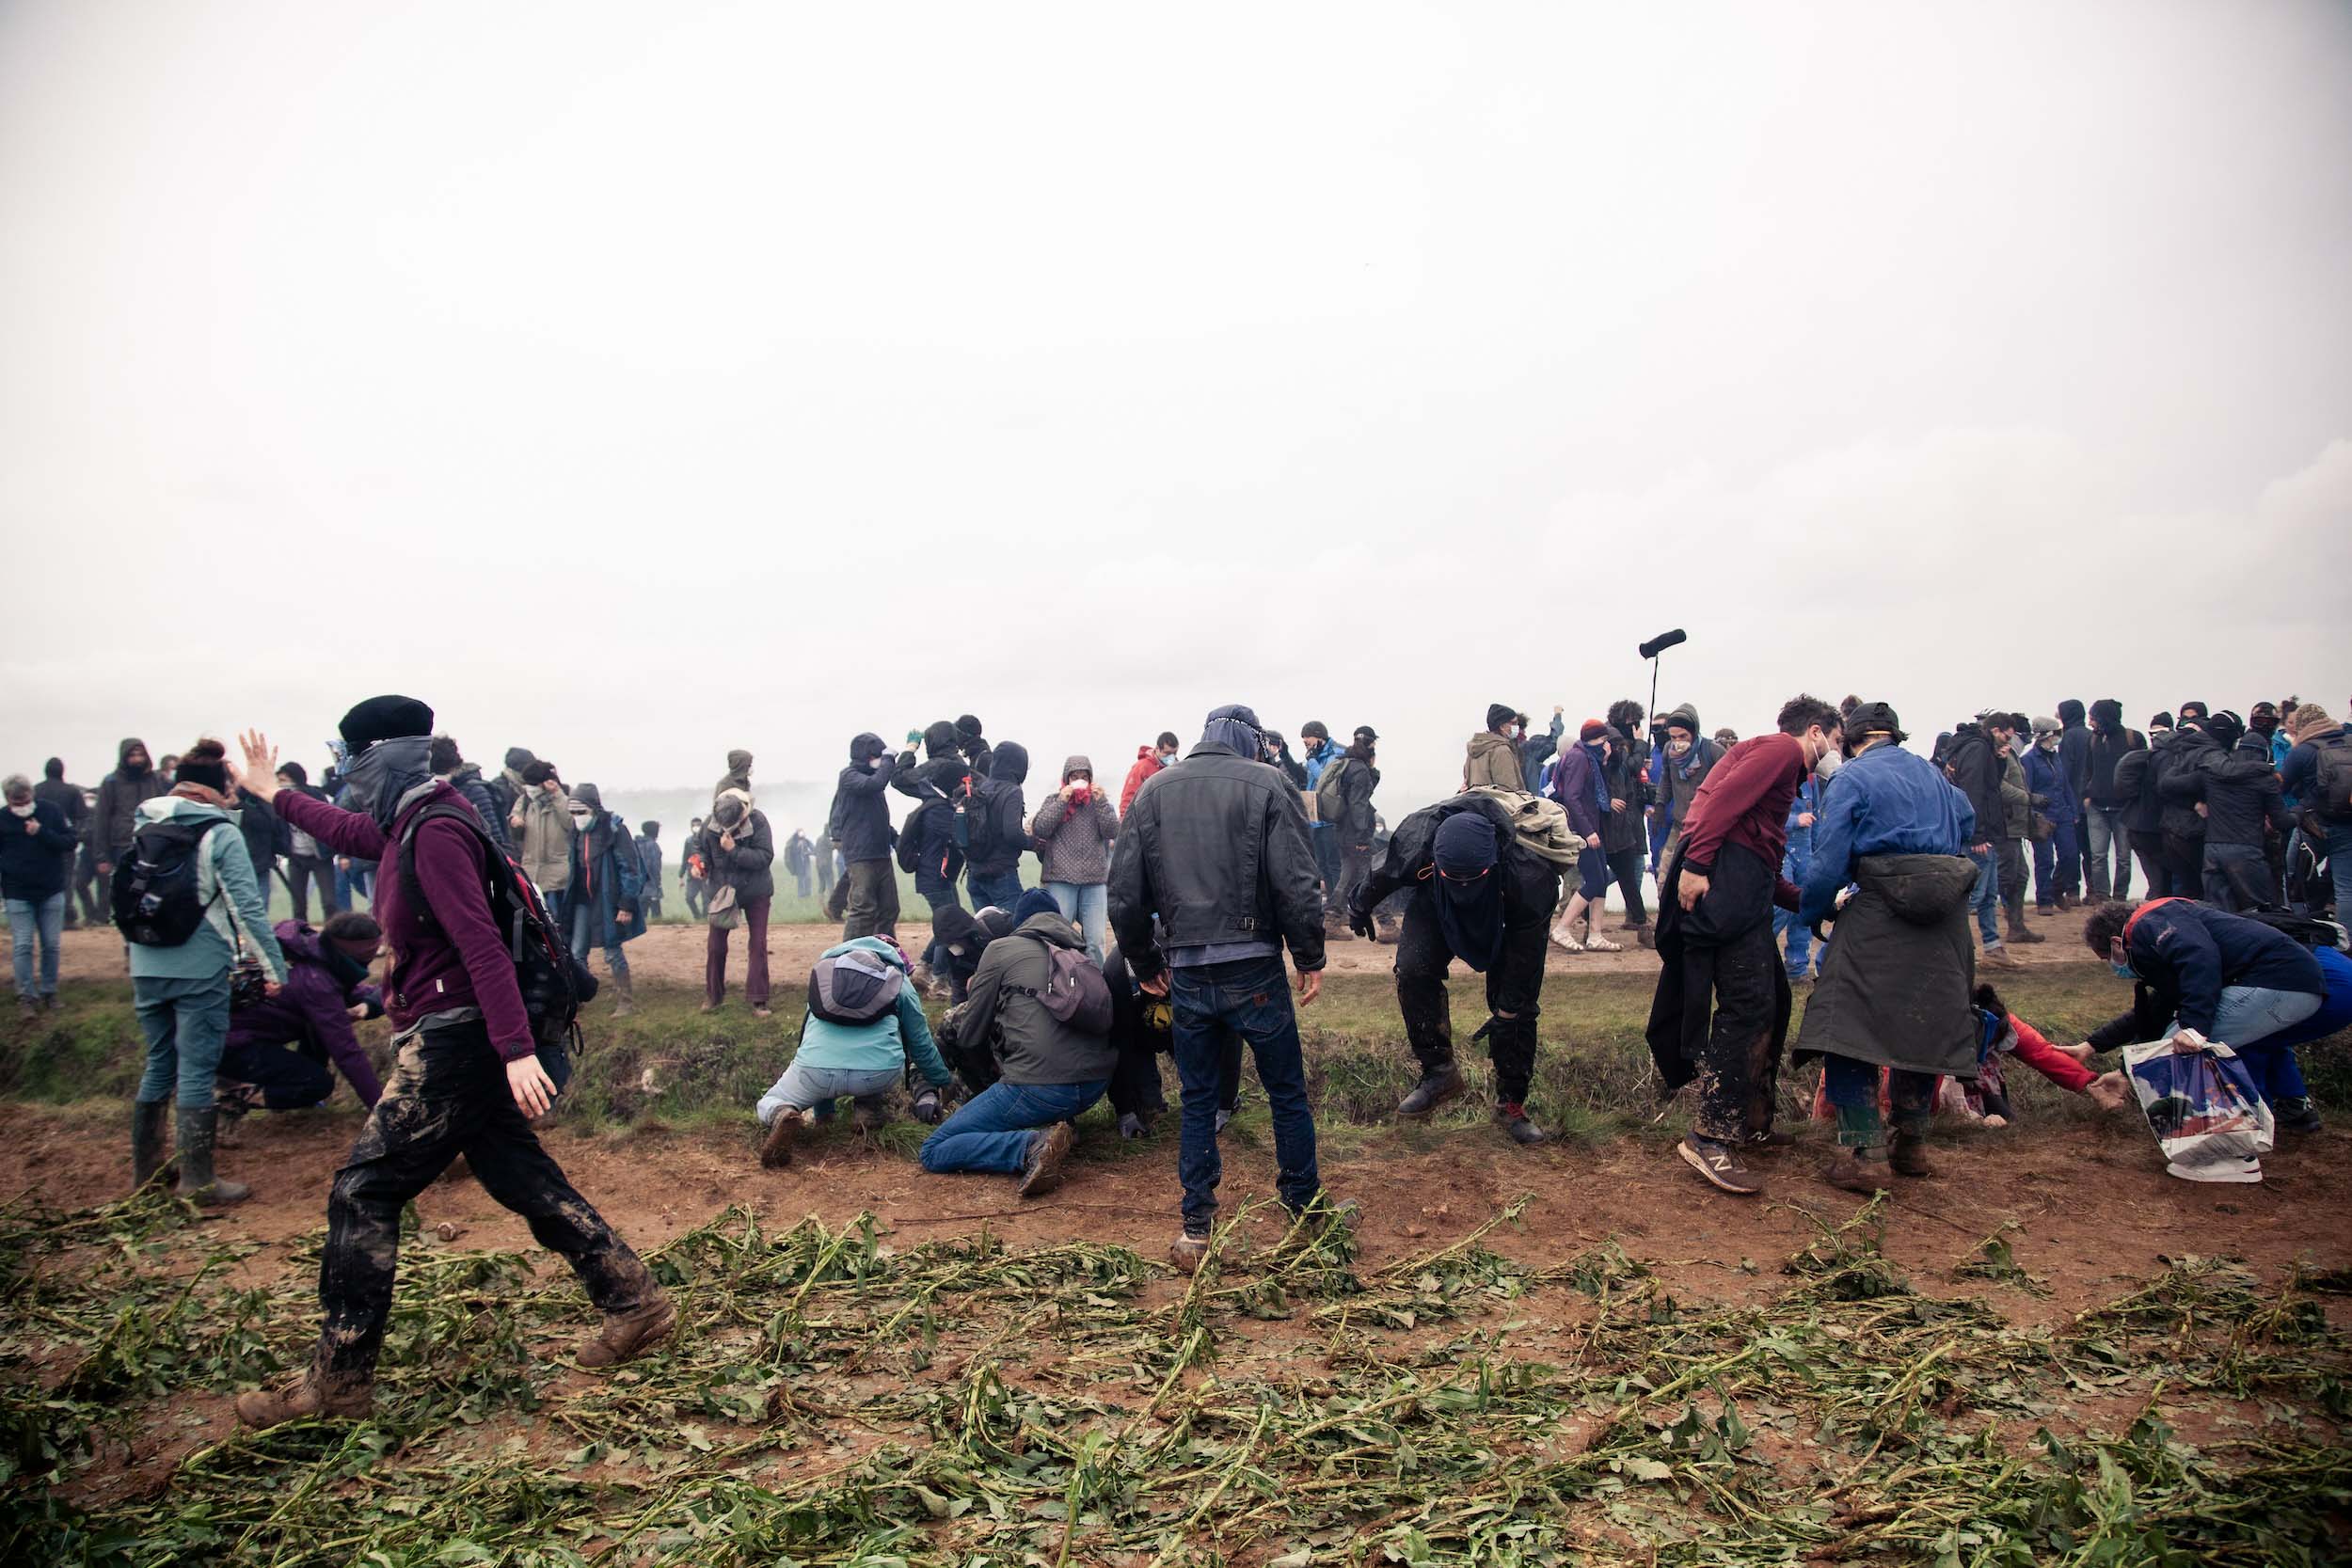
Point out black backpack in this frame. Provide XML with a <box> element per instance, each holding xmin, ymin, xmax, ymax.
<box><xmin>2311</xmin><ymin>735</ymin><xmax>2352</xmax><ymax>823</ymax></box>
<box><xmin>957</xmin><ymin>773</ymin><xmax>1001</xmax><ymax>865</ymax></box>
<box><xmin>112</xmin><ymin>817</ymin><xmax>230</xmax><ymax>947</ymax></box>
<box><xmin>397</xmin><ymin>802</ymin><xmax>594</xmax><ymax>1053</ymax></box>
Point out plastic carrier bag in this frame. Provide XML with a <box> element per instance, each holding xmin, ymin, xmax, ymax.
<box><xmin>2122</xmin><ymin>1030</ymin><xmax>2276</xmax><ymax>1183</ymax></box>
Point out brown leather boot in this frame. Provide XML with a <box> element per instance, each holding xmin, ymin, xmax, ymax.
<box><xmin>2004</xmin><ymin>904</ymin><xmax>2046</xmax><ymax>944</ymax></box>
<box><xmin>758</xmin><ymin>1107</ymin><xmax>804</xmax><ymax>1169</ymax></box>
<box><xmin>1820</xmin><ymin>1149</ymin><xmax>1887</xmax><ymax>1195</ymax></box>
<box><xmin>1888</xmin><ymin>1132</ymin><xmax>1937</xmax><ymax>1178</ymax></box>
<box><xmin>235</xmin><ymin>1359</ymin><xmax>374</xmax><ymax>1430</ymax></box>
<box><xmin>578</xmin><ymin>1293</ymin><xmax>677</xmax><ymax>1369</ymax></box>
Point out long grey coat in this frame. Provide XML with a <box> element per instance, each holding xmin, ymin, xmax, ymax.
<box><xmin>1792</xmin><ymin>853</ymin><xmax>1980</xmax><ymax>1080</ymax></box>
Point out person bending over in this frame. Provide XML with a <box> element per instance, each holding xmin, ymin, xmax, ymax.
<box><xmin>756</xmin><ymin>935</ymin><xmax>955</xmax><ymax>1166</ymax></box>
<box><xmin>217</xmin><ymin>911</ymin><xmax>388</xmax><ymax>1112</ymax></box>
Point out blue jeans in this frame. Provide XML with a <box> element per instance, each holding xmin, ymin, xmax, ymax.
<box><xmin>7</xmin><ymin>892</ymin><xmax>65</xmax><ymax>999</ymax></box>
<box><xmin>1773</xmin><ymin>907</ymin><xmax>1816</xmax><ymax>980</ymax></box>
<box><xmin>1968</xmin><ymin>847</ymin><xmax>2002</xmax><ymax>946</ymax></box>
<box><xmin>2185</xmin><ymin>984</ymin><xmax>2325</xmax><ymax>1108</ymax></box>
<box><xmin>1045</xmin><ymin>881</ymin><xmax>1108</xmax><ymax>963</ymax></box>
<box><xmin>2331</xmin><ymin>821</ymin><xmax>2352</xmax><ymax>918</ymax></box>
<box><xmin>966</xmin><ymin>868</ymin><xmax>1024</xmax><ymax>913</ymax></box>
<box><xmin>568</xmin><ymin>900</ymin><xmax>629</xmax><ymax>979</ymax></box>
<box><xmin>336</xmin><ymin>861</ymin><xmax>374</xmax><ymax>911</ymax></box>
<box><xmin>2033</xmin><ymin>820</ymin><xmax>2079</xmax><ymax>907</ymax></box>
<box><xmin>758</xmin><ymin>1060</ymin><xmax>901</xmax><ymax>1123</ymax></box>
<box><xmin>134</xmin><ymin>971</ymin><xmax>233</xmax><ymax>1108</ymax></box>
<box><xmin>2085</xmin><ymin>805</ymin><xmax>2132</xmax><ymax>900</ymax></box>
<box><xmin>1311</xmin><ymin>827</ymin><xmax>1343</xmax><ymax>894</ymax></box>
<box><xmin>920</xmin><ymin>1078</ymin><xmax>1107</xmax><ymax>1175</ymax></box>
<box><xmin>1169</xmin><ymin>955</ymin><xmax>1321</xmax><ymax>1232</ymax></box>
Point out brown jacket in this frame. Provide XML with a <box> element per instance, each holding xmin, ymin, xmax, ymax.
<box><xmin>1462</xmin><ymin>730</ymin><xmax>1525</xmax><ymax>793</ymax></box>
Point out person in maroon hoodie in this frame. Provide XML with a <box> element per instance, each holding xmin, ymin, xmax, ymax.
<box><xmin>228</xmin><ymin>698</ymin><xmax>673</xmax><ymax>1430</ymax></box>
<box><xmin>1645</xmin><ymin>694</ymin><xmax>1844</xmax><ymax>1196</ymax></box>
<box><xmin>216</xmin><ymin>912</ymin><xmax>389</xmax><ymax>1111</ymax></box>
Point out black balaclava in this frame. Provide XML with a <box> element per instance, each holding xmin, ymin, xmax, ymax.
<box><xmin>1431</xmin><ymin>812</ymin><xmax>1505</xmax><ymax>972</ymax></box>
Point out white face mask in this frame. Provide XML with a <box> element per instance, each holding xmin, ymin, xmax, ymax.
<box><xmin>1814</xmin><ymin>751</ymin><xmax>1841</xmax><ymax>781</ymax></box>
<box><xmin>570</xmin><ymin>811</ymin><xmax>594</xmax><ymax>832</ymax></box>
<box><xmin>6</xmin><ymin>801</ymin><xmax>31</xmax><ymax>817</ymax></box>
<box><xmin>1504</xmin><ymin>724</ymin><xmax>1521</xmax><ymax>740</ymax></box>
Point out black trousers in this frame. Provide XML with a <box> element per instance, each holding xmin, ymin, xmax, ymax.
<box><xmin>2161</xmin><ymin>832</ymin><xmax>2204</xmax><ymax>901</ymax></box>
<box><xmin>287</xmin><ymin>856</ymin><xmax>339</xmax><ymax>925</ymax></box>
<box><xmin>218</xmin><ymin>1039</ymin><xmax>334</xmax><ymax>1109</ymax></box>
<box><xmin>313</xmin><ymin>1019</ymin><xmax>652</xmax><ymax>1381</ymax></box>
<box><xmin>1607</xmin><ymin>847</ymin><xmax>1649</xmax><ymax>925</ymax></box>
<box><xmin>2129</xmin><ymin>831</ymin><xmax>2173</xmax><ymax>898</ymax></box>
<box><xmin>1393</xmin><ymin>887</ymin><xmax>1551</xmax><ymax>1104</ymax></box>
<box><xmin>1645</xmin><ymin>847</ymin><xmax>1790</xmax><ymax>1143</ymax></box>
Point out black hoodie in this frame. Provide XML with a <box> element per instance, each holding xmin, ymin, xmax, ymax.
<box><xmin>2057</xmin><ymin>699</ymin><xmax>2092</xmax><ymax>804</ymax></box>
<box><xmin>831</xmin><ymin>734</ymin><xmax>899</xmax><ymax>862</ymax></box>
<box><xmin>968</xmin><ymin>740</ymin><xmax>1033</xmax><ymax>875</ymax></box>
<box><xmin>2084</xmin><ymin>699</ymin><xmax>2144</xmax><ymax>808</ymax></box>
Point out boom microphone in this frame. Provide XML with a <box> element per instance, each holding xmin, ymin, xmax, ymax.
<box><xmin>1638</xmin><ymin>628</ymin><xmax>1688</xmax><ymax>661</ymax></box>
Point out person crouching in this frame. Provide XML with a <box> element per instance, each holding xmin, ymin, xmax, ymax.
<box><xmin>756</xmin><ymin>935</ymin><xmax>956</xmax><ymax>1167</ymax></box>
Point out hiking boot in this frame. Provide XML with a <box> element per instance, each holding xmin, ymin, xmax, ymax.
<box><xmin>2005</xmin><ymin>909</ymin><xmax>2046</xmax><ymax>945</ymax></box>
<box><xmin>2274</xmin><ymin>1097</ymin><xmax>2325</xmax><ymax>1135</ymax></box>
<box><xmin>1277</xmin><ymin>1196</ymin><xmax>1359</xmax><ymax>1255</ymax></box>
<box><xmin>1396</xmin><ymin>1060</ymin><xmax>1465</xmax><ymax>1118</ymax></box>
<box><xmin>1494</xmin><ymin>1101</ymin><xmax>1549</xmax><ymax>1146</ymax></box>
<box><xmin>1979</xmin><ymin>942</ymin><xmax>2021</xmax><ymax>970</ymax></box>
<box><xmin>2056</xmin><ymin>892</ymin><xmax>2076</xmax><ymax>911</ymax></box>
<box><xmin>1819</xmin><ymin>1149</ymin><xmax>1887</xmax><ymax>1196</ymax></box>
<box><xmin>1168</xmin><ymin>1231</ymin><xmax>1212</xmax><ymax>1275</ymax></box>
<box><xmin>1888</xmin><ymin>1133</ymin><xmax>1936</xmax><ymax>1178</ymax></box>
<box><xmin>175</xmin><ymin>1106</ymin><xmax>248</xmax><ymax>1207</ymax></box>
<box><xmin>1018</xmin><ymin>1123</ymin><xmax>1074</xmax><ymax>1198</ymax></box>
<box><xmin>577</xmin><ymin>1292</ymin><xmax>678</xmax><ymax>1369</ymax></box>
<box><xmin>234</xmin><ymin>1361</ymin><xmax>373</xmax><ymax>1430</ymax></box>
<box><xmin>1634</xmin><ymin>926</ymin><xmax>1658</xmax><ymax>950</ymax></box>
<box><xmin>130</xmin><ymin>1100</ymin><xmax>170</xmax><ymax>1193</ymax></box>
<box><xmin>1677</xmin><ymin>1133</ymin><xmax>1762</xmax><ymax>1196</ymax></box>
<box><xmin>758</xmin><ymin>1107</ymin><xmax>804</xmax><ymax>1169</ymax></box>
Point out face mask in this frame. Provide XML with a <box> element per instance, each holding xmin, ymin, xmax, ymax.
<box><xmin>1159</xmin><ymin>752</ymin><xmax>1178</xmax><ymax>767</ymax></box>
<box><xmin>1668</xmin><ymin>738</ymin><xmax>1692</xmax><ymax>756</ymax></box>
<box><xmin>2251</xmin><ymin>716</ymin><xmax>2278</xmax><ymax>734</ymax></box>
<box><xmin>1815</xmin><ymin>751</ymin><xmax>1841</xmax><ymax>781</ymax></box>
<box><xmin>2110</xmin><ymin>958</ymin><xmax>2134</xmax><ymax>979</ymax></box>
<box><xmin>570</xmin><ymin>811</ymin><xmax>594</xmax><ymax>832</ymax></box>
<box><xmin>1503</xmin><ymin>724</ymin><xmax>1521</xmax><ymax>740</ymax></box>
<box><xmin>6</xmin><ymin>801</ymin><xmax>31</xmax><ymax>817</ymax></box>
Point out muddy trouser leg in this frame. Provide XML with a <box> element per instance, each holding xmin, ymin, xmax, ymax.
<box><xmin>1482</xmin><ymin>919</ymin><xmax>1548</xmax><ymax>1104</ymax></box>
<box><xmin>1106</xmin><ymin>1036</ymin><xmax>1168</xmax><ymax>1118</ymax></box>
<box><xmin>462</xmin><ymin>1077</ymin><xmax>654</xmax><ymax>1317</ymax></box>
<box><xmin>1744</xmin><ymin>962</ymin><xmax>1791</xmax><ymax>1138</ymax></box>
<box><xmin>1691</xmin><ymin>917</ymin><xmax>1774</xmax><ymax>1144</ymax></box>
<box><xmin>1392</xmin><ymin>901</ymin><xmax>1454</xmax><ymax>1076</ymax></box>
<box><xmin>1821</xmin><ymin>1054</ymin><xmax>1883</xmax><ymax>1146</ymax></box>
<box><xmin>1886</xmin><ymin>1069</ymin><xmax>1936</xmax><ymax>1140</ymax></box>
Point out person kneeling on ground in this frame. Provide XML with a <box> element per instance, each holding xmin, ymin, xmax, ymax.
<box><xmin>1353</xmin><ymin>792</ymin><xmax>1561</xmax><ymax>1145</ymax></box>
<box><xmin>918</xmin><ymin>898</ymin><xmax>1117</xmax><ymax>1197</ymax></box>
<box><xmin>232</xmin><ymin>709</ymin><xmax>673</xmax><ymax>1430</ymax></box>
<box><xmin>2073</xmin><ymin>898</ymin><xmax>2350</xmax><ymax>1135</ymax></box>
<box><xmin>1791</xmin><ymin>702</ymin><xmax>1982</xmax><ymax>1195</ymax></box>
<box><xmin>217</xmin><ymin>912</ymin><xmax>389</xmax><ymax>1114</ymax></box>
<box><xmin>756</xmin><ymin>935</ymin><xmax>955</xmax><ymax>1167</ymax></box>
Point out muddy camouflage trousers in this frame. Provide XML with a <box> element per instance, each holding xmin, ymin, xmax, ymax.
<box><xmin>313</xmin><ymin>1016</ymin><xmax>655</xmax><ymax>1381</ymax></box>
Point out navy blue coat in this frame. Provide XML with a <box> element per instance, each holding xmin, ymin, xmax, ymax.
<box><xmin>2121</xmin><ymin>898</ymin><xmax>2325</xmax><ymax>1037</ymax></box>
<box><xmin>0</xmin><ymin>799</ymin><xmax>76</xmax><ymax>900</ymax></box>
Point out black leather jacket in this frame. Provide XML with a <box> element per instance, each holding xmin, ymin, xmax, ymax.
<box><xmin>1106</xmin><ymin>740</ymin><xmax>1327</xmax><ymax>981</ymax></box>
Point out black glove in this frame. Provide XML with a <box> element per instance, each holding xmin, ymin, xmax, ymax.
<box><xmin>912</xmin><ymin>1088</ymin><xmax>946</xmax><ymax>1126</ymax></box>
<box><xmin>1347</xmin><ymin>901</ymin><xmax>1375</xmax><ymax>941</ymax></box>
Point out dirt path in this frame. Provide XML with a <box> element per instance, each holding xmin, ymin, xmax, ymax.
<box><xmin>6</xmin><ymin>1087</ymin><xmax>2340</xmax><ymax>1326</ymax></box>
<box><xmin>42</xmin><ymin>902</ymin><xmax>2104</xmax><ymax>989</ymax></box>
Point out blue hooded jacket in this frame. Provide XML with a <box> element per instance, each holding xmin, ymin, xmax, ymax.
<box><xmin>1799</xmin><ymin>743</ymin><xmax>1975</xmax><ymax>926</ymax></box>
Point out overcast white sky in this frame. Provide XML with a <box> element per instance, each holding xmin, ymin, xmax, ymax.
<box><xmin>4</xmin><ymin>1</ymin><xmax>2347</xmax><ymax>808</ymax></box>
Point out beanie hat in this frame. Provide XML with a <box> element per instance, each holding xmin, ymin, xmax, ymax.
<box><xmin>955</xmin><ymin>715</ymin><xmax>984</xmax><ymax>740</ymax></box>
<box><xmin>1013</xmin><ymin>888</ymin><xmax>1062</xmax><ymax>926</ymax></box>
<box><xmin>2030</xmin><ymin>716</ymin><xmax>2061</xmax><ymax>736</ymax></box>
<box><xmin>339</xmin><ymin>695</ymin><xmax>436</xmax><ymax>754</ymax></box>
<box><xmin>2150</xmin><ymin>712</ymin><xmax>2174</xmax><ymax>731</ymax></box>
<box><xmin>1578</xmin><ymin>719</ymin><xmax>1608</xmax><ymax>743</ymax></box>
<box><xmin>1486</xmin><ymin>704</ymin><xmax>1518</xmax><ymax>731</ymax></box>
<box><xmin>503</xmin><ymin>747</ymin><xmax>536</xmax><ymax>772</ymax></box>
<box><xmin>1300</xmin><ymin>721</ymin><xmax>1329</xmax><ymax>741</ymax></box>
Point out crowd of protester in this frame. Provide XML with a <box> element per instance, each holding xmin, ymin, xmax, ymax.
<box><xmin>3</xmin><ymin>683</ymin><xmax>2347</xmax><ymax>1433</ymax></box>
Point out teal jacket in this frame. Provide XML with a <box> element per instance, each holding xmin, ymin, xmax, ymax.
<box><xmin>124</xmin><ymin>795</ymin><xmax>287</xmax><ymax>986</ymax></box>
<box><xmin>777</xmin><ymin>936</ymin><xmax>951</xmax><ymax>1087</ymax></box>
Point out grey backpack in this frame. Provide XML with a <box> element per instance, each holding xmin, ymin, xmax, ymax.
<box><xmin>1002</xmin><ymin>932</ymin><xmax>1115</xmax><ymax>1035</ymax></box>
<box><xmin>806</xmin><ymin>947</ymin><xmax>905</xmax><ymax>1024</ymax></box>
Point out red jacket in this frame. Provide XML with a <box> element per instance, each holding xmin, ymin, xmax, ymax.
<box><xmin>2005</xmin><ymin>1013</ymin><xmax>2094</xmax><ymax>1092</ymax></box>
<box><xmin>1675</xmin><ymin>733</ymin><xmax>1807</xmax><ymax>910</ymax></box>
<box><xmin>1119</xmin><ymin>747</ymin><xmax>1163</xmax><ymax>816</ymax></box>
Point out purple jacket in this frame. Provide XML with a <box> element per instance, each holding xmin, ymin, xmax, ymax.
<box><xmin>276</xmin><ymin>782</ymin><xmax>535</xmax><ymax>1060</ymax></box>
<box><xmin>227</xmin><ymin>920</ymin><xmax>386</xmax><ymax>1106</ymax></box>
<box><xmin>1547</xmin><ymin>743</ymin><xmax>1605</xmax><ymax>840</ymax></box>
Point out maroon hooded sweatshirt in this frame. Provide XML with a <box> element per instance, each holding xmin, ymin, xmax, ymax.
<box><xmin>274</xmin><ymin>783</ymin><xmax>534</xmax><ymax>1060</ymax></box>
